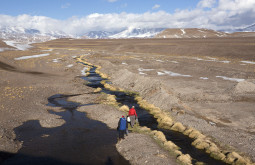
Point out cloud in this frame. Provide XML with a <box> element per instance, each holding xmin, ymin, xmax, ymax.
<box><xmin>0</xmin><ymin>0</ymin><xmax>255</xmax><ymax>35</ymax></box>
<box><xmin>61</xmin><ymin>3</ymin><xmax>71</xmax><ymax>9</ymax></box>
<box><xmin>197</xmin><ymin>0</ymin><xmax>216</xmax><ymax>8</ymax></box>
<box><xmin>152</xmin><ymin>4</ymin><xmax>160</xmax><ymax>10</ymax></box>
<box><xmin>107</xmin><ymin>0</ymin><xmax>118</xmax><ymax>2</ymax></box>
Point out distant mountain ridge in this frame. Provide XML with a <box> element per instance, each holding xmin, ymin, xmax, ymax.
<box><xmin>0</xmin><ymin>24</ymin><xmax>255</xmax><ymax>43</ymax></box>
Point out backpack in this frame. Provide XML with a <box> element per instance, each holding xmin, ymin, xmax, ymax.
<box><xmin>119</xmin><ymin>118</ymin><xmax>126</xmax><ymax>130</ymax></box>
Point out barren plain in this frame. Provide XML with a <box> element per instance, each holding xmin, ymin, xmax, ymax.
<box><xmin>0</xmin><ymin>37</ymin><xmax>255</xmax><ymax>164</ymax></box>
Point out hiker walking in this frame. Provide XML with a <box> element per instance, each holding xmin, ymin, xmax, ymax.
<box><xmin>117</xmin><ymin>116</ymin><xmax>127</xmax><ymax>140</ymax></box>
<box><xmin>128</xmin><ymin>106</ymin><xmax>138</xmax><ymax>128</ymax></box>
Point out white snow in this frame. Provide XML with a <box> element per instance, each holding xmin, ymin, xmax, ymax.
<box><xmin>158</xmin><ymin>71</ymin><xmax>192</xmax><ymax>77</ymax></box>
<box><xmin>219</xmin><ymin>61</ymin><xmax>230</xmax><ymax>63</ymax></box>
<box><xmin>216</xmin><ymin>76</ymin><xmax>245</xmax><ymax>82</ymax></box>
<box><xmin>241</xmin><ymin>61</ymin><xmax>255</xmax><ymax>64</ymax></box>
<box><xmin>81</xmin><ymin>67</ymin><xmax>88</xmax><ymax>75</ymax></box>
<box><xmin>200</xmin><ymin>77</ymin><xmax>209</xmax><ymax>80</ymax></box>
<box><xmin>14</xmin><ymin>53</ymin><xmax>50</xmax><ymax>60</ymax></box>
<box><xmin>181</xmin><ymin>29</ymin><xmax>186</xmax><ymax>35</ymax></box>
<box><xmin>0</xmin><ymin>48</ymin><xmax>13</xmax><ymax>52</ymax></box>
<box><xmin>72</xmin><ymin>56</ymin><xmax>77</xmax><ymax>58</ymax></box>
<box><xmin>139</xmin><ymin>72</ymin><xmax>147</xmax><ymax>75</ymax></box>
<box><xmin>41</xmin><ymin>49</ymin><xmax>53</xmax><ymax>52</ymax></box>
<box><xmin>156</xmin><ymin>60</ymin><xmax>164</xmax><ymax>62</ymax></box>
<box><xmin>170</xmin><ymin>61</ymin><xmax>179</xmax><ymax>63</ymax></box>
<box><xmin>66</xmin><ymin>64</ymin><xmax>73</xmax><ymax>68</ymax></box>
<box><xmin>122</xmin><ymin>62</ymin><xmax>128</xmax><ymax>65</ymax></box>
<box><xmin>138</xmin><ymin>68</ymin><xmax>154</xmax><ymax>72</ymax></box>
<box><xmin>52</xmin><ymin>58</ymin><xmax>61</xmax><ymax>63</ymax></box>
<box><xmin>4</xmin><ymin>40</ymin><xmax>32</xmax><ymax>51</ymax></box>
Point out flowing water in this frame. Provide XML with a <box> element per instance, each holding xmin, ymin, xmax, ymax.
<box><xmin>81</xmin><ymin>64</ymin><xmax>227</xmax><ymax>165</ymax></box>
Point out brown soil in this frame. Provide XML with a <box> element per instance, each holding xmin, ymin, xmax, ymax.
<box><xmin>32</xmin><ymin>37</ymin><xmax>255</xmax><ymax>162</ymax></box>
<box><xmin>0</xmin><ymin>45</ymin><xmax>177</xmax><ymax>164</ymax></box>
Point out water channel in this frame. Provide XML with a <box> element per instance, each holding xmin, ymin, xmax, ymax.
<box><xmin>81</xmin><ymin>63</ymin><xmax>227</xmax><ymax>165</ymax></box>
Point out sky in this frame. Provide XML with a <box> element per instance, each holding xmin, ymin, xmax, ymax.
<box><xmin>0</xmin><ymin>0</ymin><xmax>255</xmax><ymax>35</ymax></box>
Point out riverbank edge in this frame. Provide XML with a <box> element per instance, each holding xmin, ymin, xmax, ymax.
<box><xmin>77</xmin><ymin>55</ymin><xmax>254</xmax><ymax>165</ymax></box>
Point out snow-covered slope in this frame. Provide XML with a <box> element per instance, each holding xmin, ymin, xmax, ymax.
<box><xmin>109</xmin><ymin>27</ymin><xmax>165</xmax><ymax>39</ymax></box>
<box><xmin>0</xmin><ymin>26</ymin><xmax>72</xmax><ymax>43</ymax></box>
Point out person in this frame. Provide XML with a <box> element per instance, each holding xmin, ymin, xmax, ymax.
<box><xmin>117</xmin><ymin>116</ymin><xmax>127</xmax><ymax>140</ymax></box>
<box><xmin>128</xmin><ymin>106</ymin><xmax>138</xmax><ymax>128</ymax></box>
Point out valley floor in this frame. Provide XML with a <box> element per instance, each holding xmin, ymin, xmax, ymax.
<box><xmin>0</xmin><ymin>37</ymin><xmax>255</xmax><ymax>164</ymax></box>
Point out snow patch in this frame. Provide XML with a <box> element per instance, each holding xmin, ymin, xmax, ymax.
<box><xmin>66</xmin><ymin>64</ymin><xmax>73</xmax><ymax>68</ymax></box>
<box><xmin>158</xmin><ymin>71</ymin><xmax>192</xmax><ymax>77</ymax></box>
<box><xmin>4</xmin><ymin>40</ymin><xmax>32</xmax><ymax>50</ymax></box>
<box><xmin>200</xmin><ymin>77</ymin><xmax>209</xmax><ymax>80</ymax></box>
<box><xmin>139</xmin><ymin>72</ymin><xmax>147</xmax><ymax>75</ymax></box>
<box><xmin>81</xmin><ymin>67</ymin><xmax>88</xmax><ymax>75</ymax></box>
<box><xmin>14</xmin><ymin>53</ymin><xmax>50</xmax><ymax>60</ymax></box>
<box><xmin>138</xmin><ymin>68</ymin><xmax>154</xmax><ymax>72</ymax></box>
<box><xmin>170</xmin><ymin>61</ymin><xmax>179</xmax><ymax>63</ymax></box>
<box><xmin>241</xmin><ymin>61</ymin><xmax>255</xmax><ymax>64</ymax></box>
<box><xmin>122</xmin><ymin>62</ymin><xmax>128</xmax><ymax>65</ymax></box>
<box><xmin>216</xmin><ymin>76</ymin><xmax>245</xmax><ymax>82</ymax></box>
<box><xmin>41</xmin><ymin>49</ymin><xmax>53</xmax><ymax>52</ymax></box>
<box><xmin>52</xmin><ymin>58</ymin><xmax>61</xmax><ymax>63</ymax></box>
<box><xmin>156</xmin><ymin>60</ymin><xmax>164</xmax><ymax>62</ymax></box>
<box><xmin>181</xmin><ymin>29</ymin><xmax>186</xmax><ymax>35</ymax></box>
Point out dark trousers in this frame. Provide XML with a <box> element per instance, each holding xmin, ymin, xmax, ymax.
<box><xmin>119</xmin><ymin>130</ymin><xmax>125</xmax><ymax>139</ymax></box>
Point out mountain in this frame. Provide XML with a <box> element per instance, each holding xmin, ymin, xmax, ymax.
<box><xmin>85</xmin><ymin>31</ymin><xmax>116</xmax><ymax>39</ymax></box>
<box><xmin>0</xmin><ymin>26</ymin><xmax>72</xmax><ymax>43</ymax></box>
<box><xmin>109</xmin><ymin>27</ymin><xmax>165</xmax><ymax>39</ymax></box>
<box><xmin>155</xmin><ymin>28</ymin><xmax>229</xmax><ymax>38</ymax></box>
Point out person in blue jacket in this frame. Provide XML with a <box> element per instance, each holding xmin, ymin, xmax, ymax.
<box><xmin>117</xmin><ymin>116</ymin><xmax>127</xmax><ymax>140</ymax></box>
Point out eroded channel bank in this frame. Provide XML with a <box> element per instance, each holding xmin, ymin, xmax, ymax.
<box><xmin>77</xmin><ymin>56</ymin><xmax>254</xmax><ymax>165</ymax></box>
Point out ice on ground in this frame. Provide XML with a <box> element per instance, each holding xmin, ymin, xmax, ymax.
<box><xmin>241</xmin><ymin>61</ymin><xmax>255</xmax><ymax>64</ymax></box>
<box><xmin>14</xmin><ymin>53</ymin><xmax>50</xmax><ymax>60</ymax></box>
<box><xmin>41</xmin><ymin>49</ymin><xmax>53</xmax><ymax>52</ymax></box>
<box><xmin>4</xmin><ymin>40</ymin><xmax>32</xmax><ymax>51</ymax></box>
<box><xmin>219</xmin><ymin>61</ymin><xmax>230</xmax><ymax>63</ymax></box>
<box><xmin>158</xmin><ymin>71</ymin><xmax>192</xmax><ymax>77</ymax></box>
<box><xmin>171</xmin><ymin>61</ymin><xmax>179</xmax><ymax>63</ymax></box>
<box><xmin>138</xmin><ymin>68</ymin><xmax>154</xmax><ymax>72</ymax></box>
<box><xmin>122</xmin><ymin>62</ymin><xmax>128</xmax><ymax>65</ymax></box>
<box><xmin>156</xmin><ymin>60</ymin><xmax>164</xmax><ymax>62</ymax></box>
<box><xmin>200</xmin><ymin>77</ymin><xmax>209</xmax><ymax>80</ymax></box>
<box><xmin>0</xmin><ymin>48</ymin><xmax>13</xmax><ymax>52</ymax></box>
<box><xmin>157</xmin><ymin>72</ymin><xmax>165</xmax><ymax>76</ymax></box>
<box><xmin>72</xmin><ymin>56</ymin><xmax>77</xmax><ymax>58</ymax></box>
<box><xmin>181</xmin><ymin>29</ymin><xmax>186</xmax><ymax>35</ymax></box>
<box><xmin>81</xmin><ymin>67</ymin><xmax>88</xmax><ymax>75</ymax></box>
<box><xmin>66</xmin><ymin>64</ymin><xmax>73</xmax><ymax>68</ymax></box>
<box><xmin>216</xmin><ymin>76</ymin><xmax>245</xmax><ymax>82</ymax></box>
<box><xmin>52</xmin><ymin>58</ymin><xmax>61</xmax><ymax>63</ymax></box>
<box><xmin>139</xmin><ymin>72</ymin><xmax>147</xmax><ymax>75</ymax></box>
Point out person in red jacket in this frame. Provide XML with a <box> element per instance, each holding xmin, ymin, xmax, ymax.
<box><xmin>128</xmin><ymin>106</ymin><xmax>138</xmax><ymax>127</ymax></box>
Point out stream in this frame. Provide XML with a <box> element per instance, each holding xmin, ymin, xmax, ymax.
<box><xmin>2</xmin><ymin>94</ymin><xmax>129</xmax><ymax>165</ymax></box>
<box><xmin>81</xmin><ymin>63</ymin><xmax>227</xmax><ymax>165</ymax></box>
